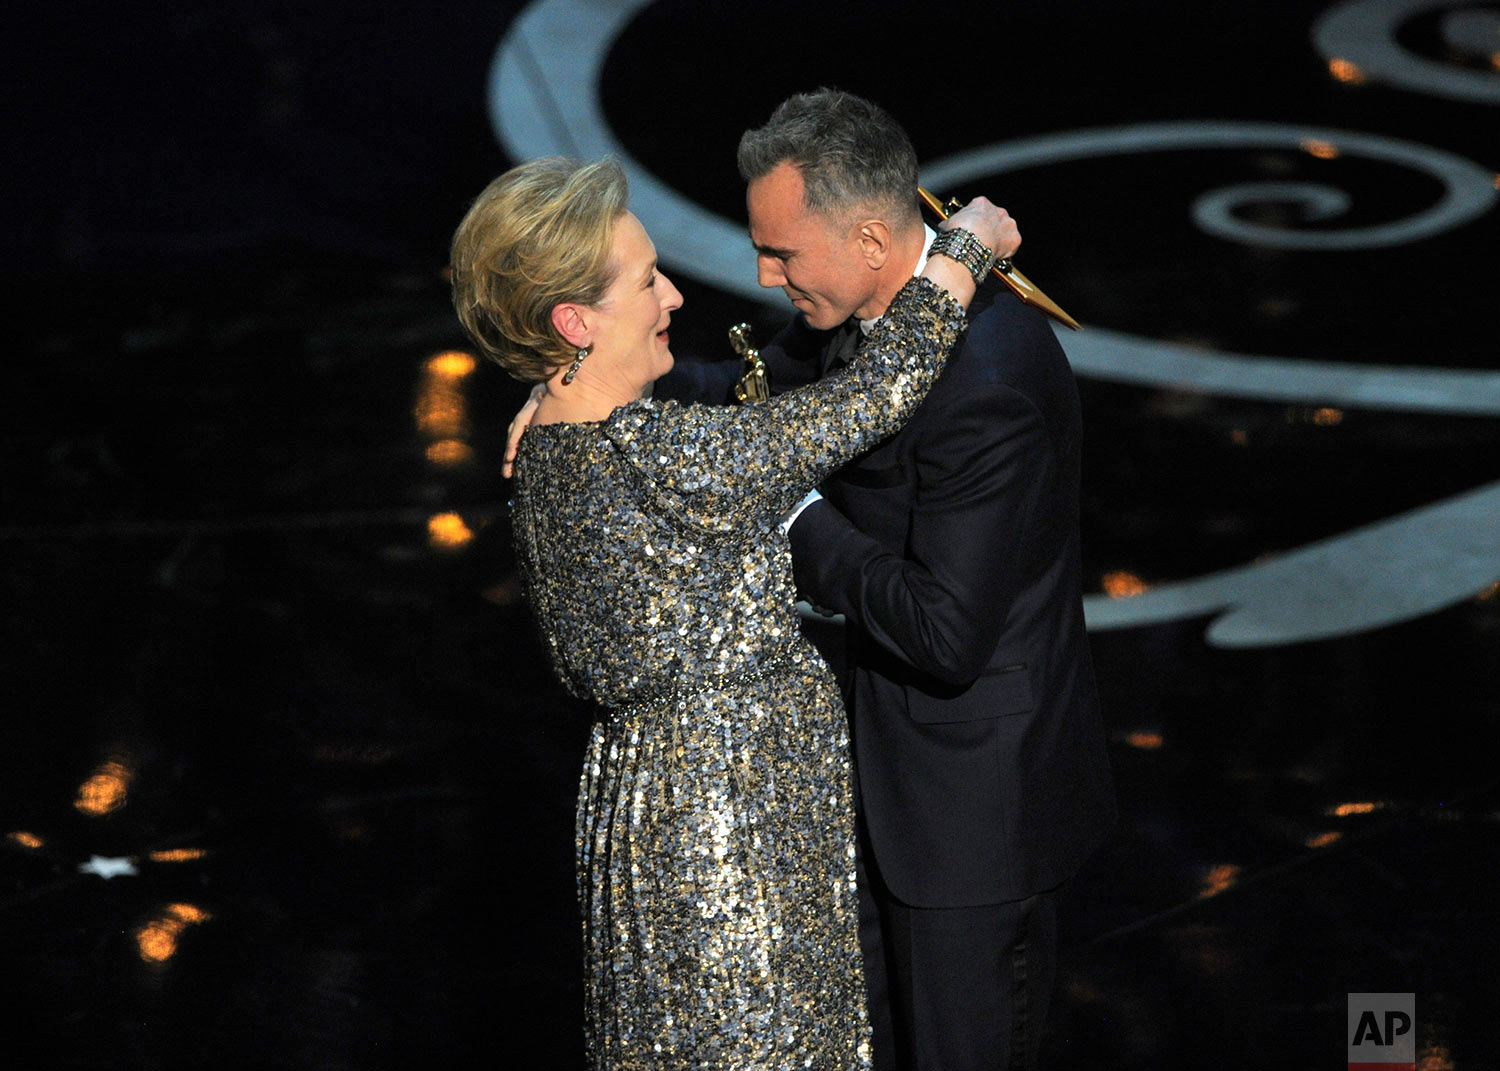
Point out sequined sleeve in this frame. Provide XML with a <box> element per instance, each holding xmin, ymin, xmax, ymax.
<box><xmin>602</xmin><ymin>276</ymin><xmax>965</xmax><ymax>533</ymax></box>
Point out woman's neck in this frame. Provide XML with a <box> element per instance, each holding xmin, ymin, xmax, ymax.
<box><xmin>533</xmin><ymin>365</ymin><xmax>643</xmax><ymax>425</ymax></box>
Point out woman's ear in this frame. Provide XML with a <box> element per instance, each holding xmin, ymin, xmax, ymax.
<box><xmin>551</xmin><ymin>303</ymin><xmax>589</xmax><ymax>349</ymax></box>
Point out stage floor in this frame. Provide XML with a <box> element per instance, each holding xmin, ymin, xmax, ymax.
<box><xmin>5</xmin><ymin>1</ymin><xmax>1498</xmax><ymax>1067</ymax></box>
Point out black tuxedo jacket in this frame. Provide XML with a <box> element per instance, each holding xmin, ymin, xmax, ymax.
<box><xmin>657</xmin><ymin>279</ymin><xmax>1115</xmax><ymax>908</ymax></box>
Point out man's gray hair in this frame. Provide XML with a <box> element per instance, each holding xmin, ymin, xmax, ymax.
<box><xmin>737</xmin><ymin>88</ymin><xmax>921</xmax><ymax>226</ymax></box>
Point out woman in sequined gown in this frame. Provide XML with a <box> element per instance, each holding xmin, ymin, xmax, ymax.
<box><xmin>449</xmin><ymin>158</ymin><xmax>1015</xmax><ymax>1070</ymax></box>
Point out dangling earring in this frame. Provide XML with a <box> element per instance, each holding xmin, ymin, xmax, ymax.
<box><xmin>563</xmin><ymin>345</ymin><xmax>590</xmax><ymax>384</ymax></box>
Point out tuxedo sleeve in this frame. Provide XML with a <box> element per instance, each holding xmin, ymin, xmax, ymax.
<box><xmin>653</xmin><ymin>315</ymin><xmax>828</xmax><ymax>404</ymax></box>
<box><xmin>789</xmin><ymin>381</ymin><xmax>1049</xmax><ymax>686</ymax></box>
<box><xmin>756</xmin><ymin>320</ymin><xmax>825</xmax><ymax>395</ymax></box>
<box><xmin>650</xmin><ymin>353</ymin><xmax>740</xmax><ymax>404</ymax></box>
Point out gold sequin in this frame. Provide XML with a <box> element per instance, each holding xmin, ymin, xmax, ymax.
<box><xmin>511</xmin><ymin>279</ymin><xmax>963</xmax><ymax>1069</ymax></box>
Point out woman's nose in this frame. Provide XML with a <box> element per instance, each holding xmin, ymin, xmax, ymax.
<box><xmin>661</xmin><ymin>274</ymin><xmax>684</xmax><ymax>310</ymax></box>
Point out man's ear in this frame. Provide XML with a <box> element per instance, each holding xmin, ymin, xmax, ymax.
<box><xmin>550</xmin><ymin>303</ymin><xmax>589</xmax><ymax>349</ymax></box>
<box><xmin>854</xmin><ymin>218</ymin><xmax>893</xmax><ymax>270</ymax></box>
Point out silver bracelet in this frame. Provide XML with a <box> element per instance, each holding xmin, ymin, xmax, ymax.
<box><xmin>928</xmin><ymin>226</ymin><xmax>999</xmax><ymax>285</ymax></box>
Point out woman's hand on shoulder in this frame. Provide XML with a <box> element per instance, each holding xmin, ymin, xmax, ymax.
<box><xmin>942</xmin><ymin>197</ymin><xmax>1020</xmax><ymax>262</ymax></box>
<box><xmin>919</xmin><ymin>196</ymin><xmax>1021</xmax><ymax>310</ymax></box>
<box><xmin>502</xmin><ymin>382</ymin><xmax>546</xmax><ymax>478</ymax></box>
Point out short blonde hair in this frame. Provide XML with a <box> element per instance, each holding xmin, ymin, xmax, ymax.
<box><xmin>449</xmin><ymin>157</ymin><xmax>628</xmax><ymax>382</ymax></box>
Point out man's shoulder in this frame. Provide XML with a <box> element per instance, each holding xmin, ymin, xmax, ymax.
<box><xmin>963</xmin><ymin>283</ymin><xmax>1065</xmax><ymax>361</ymax></box>
<box><xmin>937</xmin><ymin>283</ymin><xmax>1070</xmax><ymax>398</ymax></box>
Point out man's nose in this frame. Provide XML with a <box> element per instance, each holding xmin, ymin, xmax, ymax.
<box><xmin>756</xmin><ymin>255</ymin><xmax>785</xmax><ymax>289</ymax></box>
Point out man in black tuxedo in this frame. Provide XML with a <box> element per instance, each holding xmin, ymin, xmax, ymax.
<box><xmin>657</xmin><ymin>88</ymin><xmax>1116</xmax><ymax>1070</ymax></box>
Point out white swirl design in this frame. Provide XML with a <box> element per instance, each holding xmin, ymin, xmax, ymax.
<box><xmin>1192</xmin><ymin>182</ymin><xmax>1353</xmax><ymax>246</ymax></box>
<box><xmin>1443</xmin><ymin>8</ymin><xmax>1500</xmax><ymax>62</ymax></box>
<box><xmin>924</xmin><ymin>121</ymin><xmax>1497</xmax><ymax>251</ymax></box>
<box><xmin>1082</xmin><ymin>479</ymin><xmax>1500</xmax><ymax>645</ymax></box>
<box><xmin>489</xmin><ymin>0</ymin><xmax>1500</xmax><ymax>645</ymax></box>
<box><xmin>1313</xmin><ymin>0</ymin><xmax>1500</xmax><ymax>104</ymax></box>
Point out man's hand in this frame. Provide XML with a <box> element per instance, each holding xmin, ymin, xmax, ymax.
<box><xmin>502</xmin><ymin>382</ymin><xmax>546</xmax><ymax>478</ymax></box>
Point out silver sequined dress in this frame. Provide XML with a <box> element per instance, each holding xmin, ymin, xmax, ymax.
<box><xmin>510</xmin><ymin>278</ymin><xmax>965</xmax><ymax>1070</ymax></box>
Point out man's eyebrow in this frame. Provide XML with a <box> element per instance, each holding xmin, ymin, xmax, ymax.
<box><xmin>751</xmin><ymin>240</ymin><xmax>793</xmax><ymax>259</ymax></box>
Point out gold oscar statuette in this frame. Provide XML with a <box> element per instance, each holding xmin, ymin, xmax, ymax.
<box><xmin>729</xmin><ymin>322</ymin><xmax>770</xmax><ymax>403</ymax></box>
<box><xmin>918</xmin><ymin>187</ymin><xmax>1081</xmax><ymax>331</ymax></box>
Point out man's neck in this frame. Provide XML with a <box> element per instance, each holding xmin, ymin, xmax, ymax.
<box><xmin>855</xmin><ymin>222</ymin><xmax>932</xmax><ymax>324</ymax></box>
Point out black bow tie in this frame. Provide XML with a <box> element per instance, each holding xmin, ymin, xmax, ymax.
<box><xmin>819</xmin><ymin>317</ymin><xmax>864</xmax><ymax>377</ymax></box>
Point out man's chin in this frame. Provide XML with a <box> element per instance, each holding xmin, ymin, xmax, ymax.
<box><xmin>798</xmin><ymin>308</ymin><xmax>842</xmax><ymax>331</ymax></box>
